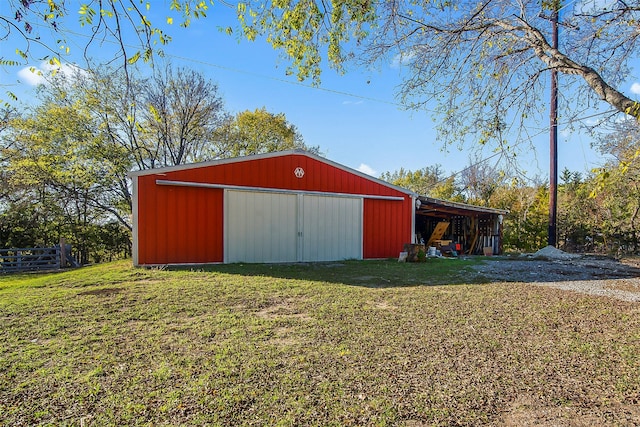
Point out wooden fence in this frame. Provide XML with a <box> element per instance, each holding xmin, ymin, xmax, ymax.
<box><xmin>0</xmin><ymin>243</ymin><xmax>78</xmax><ymax>274</ymax></box>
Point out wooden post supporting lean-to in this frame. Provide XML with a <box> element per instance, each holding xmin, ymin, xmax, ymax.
<box><xmin>467</xmin><ymin>216</ymin><xmax>478</xmax><ymax>255</ymax></box>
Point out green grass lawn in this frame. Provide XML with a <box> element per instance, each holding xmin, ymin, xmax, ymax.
<box><xmin>1</xmin><ymin>259</ymin><xmax>639</xmax><ymax>426</ymax></box>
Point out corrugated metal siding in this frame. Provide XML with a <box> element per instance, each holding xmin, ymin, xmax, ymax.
<box><xmin>225</xmin><ymin>191</ymin><xmax>298</xmax><ymax>263</ymax></box>
<box><xmin>137</xmin><ymin>175</ymin><xmax>223</xmax><ymax>264</ymax></box>
<box><xmin>158</xmin><ymin>154</ymin><xmax>403</xmax><ymax>197</ymax></box>
<box><xmin>363</xmin><ymin>198</ymin><xmax>412</xmax><ymax>259</ymax></box>
<box><xmin>301</xmin><ymin>195</ymin><xmax>362</xmax><ymax>261</ymax></box>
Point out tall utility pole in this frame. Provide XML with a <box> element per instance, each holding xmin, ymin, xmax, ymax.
<box><xmin>548</xmin><ymin>1</ymin><xmax>560</xmax><ymax>247</ymax></box>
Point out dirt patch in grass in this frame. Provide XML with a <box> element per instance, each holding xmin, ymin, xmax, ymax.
<box><xmin>77</xmin><ymin>287</ymin><xmax>124</xmax><ymax>296</ymax></box>
<box><xmin>369</xmin><ymin>300</ymin><xmax>397</xmax><ymax>310</ymax></box>
<box><xmin>266</xmin><ymin>326</ymin><xmax>305</xmax><ymax>347</ymax></box>
<box><xmin>255</xmin><ymin>297</ymin><xmax>312</xmax><ymax>321</ymax></box>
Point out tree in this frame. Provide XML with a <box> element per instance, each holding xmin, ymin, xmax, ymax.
<box><xmin>1</xmin><ymin>1</ymin><xmax>216</xmax><ymax>105</ymax></box>
<box><xmin>41</xmin><ymin>68</ymin><xmax>139</xmax><ymax>224</ymax></box>
<box><xmin>590</xmin><ymin>119</ymin><xmax>640</xmax><ymax>253</ymax></box>
<box><xmin>380</xmin><ymin>165</ymin><xmax>463</xmax><ymax>201</ymax></box>
<box><xmin>459</xmin><ymin>157</ymin><xmax>504</xmax><ymax>206</ymax></box>
<box><xmin>0</xmin><ymin>107</ymin><xmax>17</xmax><ymax>200</ymax></box>
<box><xmin>2</xmin><ymin>101</ymin><xmax>131</xmax><ymax>261</ymax></box>
<box><xmin>45</xmin><ymin>63</ymin><xmax>228</xmax><ymax>168</ymax></box>
<box><xmin>236</xmin><ymin>0</ymin><xmax>640</xmax><ymax>252</ymax></box>
<box><xmin>1</xmin><ymin>1</ymin><xmax>208</xmax><ymax>66</ymax></box>
<box><xmin>142</xmin><ymin>65</ymin><xmax>227</xmax><ymax>165</ymax></box>
<box><xmin>557</xmin><ymin>169</ymin><xmax>600</xmax><ymax>252</ymax></box>
<box><xmin>12</xmin><ymin>63</ymin><xmax>230</xmax><ymax>246</ymax></box>
<box><xmin>213</xmin><ymin>107</ymin><xmax>318</xmax><ymax>158</ymax></box>
<box><xmin>492</xmin><ymin>178</ymin><xmax>549</xmax><ymax>253</ymax></box>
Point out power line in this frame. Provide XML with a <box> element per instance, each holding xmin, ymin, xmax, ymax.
<box><xmin>33</xmin><ymin>22</ymin><xmax>408</xmax><ymax>108</ymax></box>
<box><xmin>167</xmin><ymin>52</ymin><xmax>404</xmax><ymax>107</ymax></box>
<box><xmin>557</xmin><ymin>0</ymin><xmax>579</xmax><ymax>13</ymax></box>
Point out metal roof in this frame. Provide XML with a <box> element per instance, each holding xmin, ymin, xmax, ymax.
<box><xmin>417</xmin><ymin>196</ymin><xmax>509</xmax><ymax>218</ymax></box>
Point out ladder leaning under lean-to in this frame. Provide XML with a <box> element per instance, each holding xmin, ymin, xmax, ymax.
<box><xmin>426</xmin><ymin>221</ymin><xmax>450</xmax><ymax>247</ymax></box>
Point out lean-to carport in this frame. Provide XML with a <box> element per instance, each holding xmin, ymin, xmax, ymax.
<box><xmin>415</xmin><ymin>196</ymin><xmax>508</xmax><ymax>255</ymax></box>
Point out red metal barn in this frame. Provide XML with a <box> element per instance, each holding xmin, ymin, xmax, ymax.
<box><xmin>129</xmin><ymin>150</ymin><xmax>419</xmax><ymax>265</ymax></box>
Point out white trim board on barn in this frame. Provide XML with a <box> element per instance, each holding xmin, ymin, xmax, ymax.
<box><xmin>155</xmin><ymin>179</ymin><xmax>405</xmax><ymax>201</ymax></box>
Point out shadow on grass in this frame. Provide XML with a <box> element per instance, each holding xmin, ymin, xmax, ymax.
<box><xmin>168</xmin><ymin>255</ymin><xmax>640</xmax><ymax>288</ymax></box>
<box><xmin>169</xmin><ymin>257</ymin><xmax>501</xmax><ymax>288</ymax></box>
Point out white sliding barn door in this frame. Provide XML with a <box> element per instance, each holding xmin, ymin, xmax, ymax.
<box><xmin>225</xmin><ymin>190</ymin><xmax>362</xmax><ymax>263</ymax></box>
<box><xmin>301</xmin><ymin>195</ymin><xmax>362</xmax><ymax>262</ymax></box>
<box><xmin>225</xmin><ymin>190</ymin><xmax>298</xmax><ymax>263</ymax></box>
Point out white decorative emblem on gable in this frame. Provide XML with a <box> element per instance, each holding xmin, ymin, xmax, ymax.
<box><xmin>294</xmin><ymin>167</ymin><xmax>305</xmax><ymax>178</ymax></box>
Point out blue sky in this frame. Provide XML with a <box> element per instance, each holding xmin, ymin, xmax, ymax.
<box><xmin>3</xmin><ymin>2</ymin><xmax>639</xmax><ymax>181</ymax></box>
